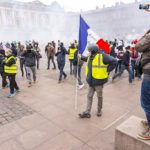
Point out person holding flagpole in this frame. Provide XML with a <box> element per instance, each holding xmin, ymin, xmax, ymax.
<box><xmin>79</xmin><ymin>44</ymin><xmax>117</xmax><ymax>118</ymax></box>
<box><xmin>78</xmin><ymin>16</ymin><xmax>117</xmax><ymax>118</ymax></box>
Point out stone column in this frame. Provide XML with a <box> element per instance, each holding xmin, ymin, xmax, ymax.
<box><xmin>1</xmin><ymin>8</ymin><xmax>6</xmax><ymax>26</ymax></box>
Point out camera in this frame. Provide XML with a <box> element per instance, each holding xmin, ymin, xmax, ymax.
<box><xmin>139</xmin><ymin>4</ymin><xmax>149</xmax><ymax>10</ymax></box>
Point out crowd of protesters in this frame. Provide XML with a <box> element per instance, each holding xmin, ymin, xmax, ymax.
<box><xmin>0</xmin><ymin>38</ymin><xmax>142</xmax><ymax>97</ymax></box>
<box><xmin>0</xmin><ymin>34</ymin><xmax>150</xmax><ymax>140</ymax></box>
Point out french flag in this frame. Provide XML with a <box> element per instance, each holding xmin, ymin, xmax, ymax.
<box><xmin>78</xmin><ymin>16</ymin><xmax>111</xmax><ymax>56</ymax></box>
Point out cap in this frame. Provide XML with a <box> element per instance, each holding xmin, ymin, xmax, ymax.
<box><xmin>88</xmin><ymin>44</ymin><xmax>99</xmax><ymax>53</ymax></box>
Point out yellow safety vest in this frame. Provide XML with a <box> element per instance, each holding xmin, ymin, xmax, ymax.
<box><xmin>85</xmin><ymin>54</ymin><xmax>108</xmax><ymax>79</ymax></box>
<box><xmin>4</xmin><ymin>56</ymin><xmax>17</xmax><ymax>74</ymax></box>
<box><xmin>68</xmin><ymin>48</ymin><xmax>77</xmax><ymax>60</ymax></box>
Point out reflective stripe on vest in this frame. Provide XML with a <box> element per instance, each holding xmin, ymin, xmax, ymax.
<box><xmin>85</xmin><ymin>54</ymin><xmax>108</xmax><ymax>79</ymax></box>
<box><xmin>4</xmin><ymin>56</ymin><xmax>17</xmax><ymax>74</ymax></box>
<box><xmin>68</xmin><ymin>48</ymin><xmax>77</xmax><ymax>60</ymax></box>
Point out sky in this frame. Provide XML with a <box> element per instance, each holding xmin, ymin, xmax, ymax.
<box><xmin>17</xmin><ymin>0</ymin><xmax>138</xmax><ymax>11</ymax></box>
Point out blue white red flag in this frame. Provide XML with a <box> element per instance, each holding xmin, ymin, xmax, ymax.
<box><xmin>78</xmin><ymin>16</ymin><xmax>111</xmax><ymax>56</ymax></box>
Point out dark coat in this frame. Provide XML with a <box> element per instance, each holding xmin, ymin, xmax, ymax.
<box><xmin>55</xmin><ymin>46</ymin><xmax>67</xmax><ymax>64</ymax></box>
<box><xmin>122</xmin><ymin>50</ymin><xmax>130</xmax><ymax>66</ymax></box>
<box><xmin>21</xmin><ymin>50</ymin><xmax>37</xmax><ymax>67</ymax></box>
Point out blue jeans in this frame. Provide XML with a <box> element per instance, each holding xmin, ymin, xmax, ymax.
<box><xmin>58</xmin><ymin>63</ymin><xmax>66</xmax><ymax>81</ymax></box>
<box><xmin>113</xmin><ymin>64</ymin><xmax>132</xmax><ymax>83</ymax></box>
<box><xmin>69</xmin><ymin>60</ymin><xmax>74</xmax><ymax>74</ymax></box>
<box><xmin>115</xmin><ymin>61</ymin><xmax>122</xmax><ymax>73</ymax></box>
<box><xmin>141</xmin><ymin>79</ymin><xmax>150</xmax><ymax>127</ymax></box>
<box><xmin>131</xmin><ymin>60</ymin><xmax>136</xmax><ymax>79</ymax></box>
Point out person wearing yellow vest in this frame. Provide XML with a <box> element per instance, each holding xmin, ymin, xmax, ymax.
<box><xmin>79</xmin><ymin>44</ymin><xmax>117</xmax><ymax>118</ymax></box>
<box><xmin>68</xmin><ymin>43</ymin><xmax>77</xmax><ymax>75</ymax></box>
<box><xmin>4</xmin><ymin>49</ymin><xmax>20</xmax><ymax>98</ymax></box>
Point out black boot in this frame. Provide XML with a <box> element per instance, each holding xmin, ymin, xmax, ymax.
<box><xmin>64</xmin><ymin>74</ymin><xmax>67</xmax><ymax>79</ymax></box>
<box><xmin>97</xmin><ymin>110</ymin><xmax>102</xmax><ymax>117</ymax></box>
<box><xmin>78</xmin><ymin>112</ymin><xmax>91</xmax><ymax>118</ymax></box>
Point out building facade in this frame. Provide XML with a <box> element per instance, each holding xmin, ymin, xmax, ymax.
<box><xmin>0</xmin><ymin>0</ymin><xmax>149</xmax><ymax>42</ymax></box>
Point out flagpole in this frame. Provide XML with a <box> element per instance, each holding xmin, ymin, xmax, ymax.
<box><xmin>74</xmin><ymin>62</ymin><xmax>78</xmax><ymax>110</ymax></box>
<box><xmin>74</xmin><ymin>14</ymin><xmax>81</xmax><ymax>110</ymax></box>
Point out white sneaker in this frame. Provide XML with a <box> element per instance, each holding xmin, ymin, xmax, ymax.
<box><xmin>78</xmin><ymin>84</ymin><xmax>84</xmax><ymax>89</ymax></box>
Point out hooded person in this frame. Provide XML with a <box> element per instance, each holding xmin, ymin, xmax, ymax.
<box><xmin>21</xmin><ymin>45</ymin><xmax>38</xmax><ymax>87</ymax></box>
<box><xmin>4</xmin><ymin>49</ymin><xmax>20</xmax><ymax>97</ymax></box>
<box><xmin>55</xmin><ymin>42</ymin><xmax>68</xmax><ymax>83</ymax></box>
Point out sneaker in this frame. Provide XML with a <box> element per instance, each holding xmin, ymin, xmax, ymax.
<box><xmin>97</xmin><ymin>111</ymin><xmax>102</xmax><ymax>117</ymax></box>
<box><xmin>58</xmin><ymin>80</ymin><xmax>61</xmax><ymax>84</ymax></box>
<box><xmin>141</xmin><ymin>120</ymin><xmax>149</xmax><ymax>127</ymax></box>
<box><xmin>78</xmin><ymin>84</ymin><xmax>84</xmax><ymax>89</ymax></box>
<box><xmin>78</xmin><ymin>112</ymin><xmax>91</xmax><ymax>118</ymax></box>
<box><xmin>140</xmin><ymin>120</ymin><xmax>149</xmax><ymax>135</ymax></box>
<box><xmin>138</xmin><ymin>129</ymin><xmax>150</xmax><ymax>140</ymax></box>
<box><xmin>7</xmin><ymin>93</ymin><xmax>15</xmax><ymax>98</ymax></box>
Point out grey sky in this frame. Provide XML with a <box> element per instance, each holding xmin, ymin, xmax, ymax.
<box><xmin>18</xmin><ymin>0</ymin><xmax>138</xmax><ymax>11</ymax></box>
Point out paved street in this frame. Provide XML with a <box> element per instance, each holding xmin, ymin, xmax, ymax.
<box><xmin>0</xmin><ymin>55</ymin><xmax>145</xmax><ymax>150</ymax></box>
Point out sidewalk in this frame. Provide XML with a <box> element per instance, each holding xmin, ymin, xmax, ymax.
<box><xmin>0</xmin><ymin>59</ymin><xmax>144</xmax><ymax>150</ymax></box>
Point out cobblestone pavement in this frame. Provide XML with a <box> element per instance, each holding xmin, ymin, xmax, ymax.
<box><xmin>0</xmin><ymin>91</ymin><xmax>34</xmax><ymax>126</ymax></box>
